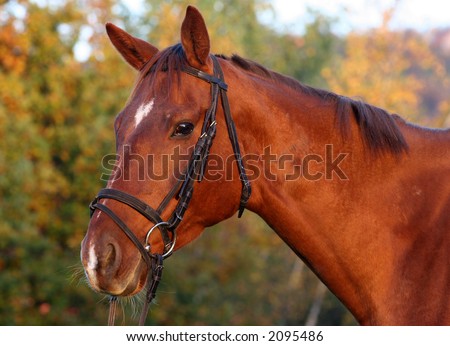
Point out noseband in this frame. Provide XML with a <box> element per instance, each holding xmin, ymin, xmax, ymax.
<box><xmin>89</xmin><ymin>55</ymin><xmax>251</xmax><ymax>325</ymax></box>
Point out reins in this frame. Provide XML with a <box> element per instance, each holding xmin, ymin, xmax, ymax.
<box><xmin>89</xmin><ymin>55</ymin><xmax>251</xmax><ymax>325</ymax></box>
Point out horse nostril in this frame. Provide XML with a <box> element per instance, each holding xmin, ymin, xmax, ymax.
<box><xmin>97</xmin><ymin>242</ymin><xmax>120</xmax><ymax>275</ymax></box>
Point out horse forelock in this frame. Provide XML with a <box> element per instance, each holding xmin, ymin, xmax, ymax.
<box><xmin>131</xmin><ymin>44</ymin><xmax>187</xmax><ymax>100</ymax></box>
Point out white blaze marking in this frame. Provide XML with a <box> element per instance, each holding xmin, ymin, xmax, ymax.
<box><xmin>88</xmin><ymin>246</ymin><xmax>98</xmax><ymax>270</ymax></box>
<box><xmin>134</xmin><ymin>99</ymin><xmax>154</xmax><ymax>129</ymax></box>
<box><xmin>85</xmin><ymin>245</ymin><xmax>99</xmax><ymax>287</ymax></box>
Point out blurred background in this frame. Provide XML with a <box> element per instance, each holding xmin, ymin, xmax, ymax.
<box><xmin>0</xmin><ymin>0</ymin><xmax>449</xmax><ymax>325</ymax></box>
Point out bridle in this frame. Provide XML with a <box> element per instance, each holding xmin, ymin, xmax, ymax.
<box><xmin>89</xmin><ymin>55</ymin><xmax>251</xmax><ymax>325</ymax></box>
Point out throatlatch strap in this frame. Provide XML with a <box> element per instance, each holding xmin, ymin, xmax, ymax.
<box><xmin>181</xmin><ymin>56</ymin><xmax>252</xmax><ymax>216</ymax></box>
<box><xmin>211</xmin><ymin>56</ymin><xmax>251</xmax><ymax>216</ymax></box>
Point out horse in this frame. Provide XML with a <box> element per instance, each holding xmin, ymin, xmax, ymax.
<box><xmin>81</xmin><ymin>6</ymin><xmax>450</xmax><ymax>325</ymax></box>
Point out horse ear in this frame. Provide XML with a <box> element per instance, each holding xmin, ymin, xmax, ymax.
<box><xmin>106</xmin><ymin>23</ymin><xmax>159</xmax><ymax>70</ymax></box>
<box><xmin>180</xmin><ymin>6</ymin><xmax>211</xmax><ymax>69</ymax></box>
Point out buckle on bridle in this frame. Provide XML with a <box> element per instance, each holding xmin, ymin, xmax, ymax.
<box><xmin>144</xmin><ymin>221</ymin><xmax>176</xmax><ymax>258</ymax></box>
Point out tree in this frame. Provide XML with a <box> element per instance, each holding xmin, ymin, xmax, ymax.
<box><xmin>0</xmin><ymin>0</ymin><xmax>353</xmax><ymax>325</ymax></box>
<box><xmin>0</xmin><ymin>0</ymin><xmax>128</xmax><ymax>324</ymax></box>
<box><xmin>322</xmin><ymin>10</ymin><xmax>450</xmax><ymax>125</ymax></box>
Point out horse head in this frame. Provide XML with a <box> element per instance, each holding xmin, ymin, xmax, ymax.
<box><xmin>81</xmin><ymin>6</ymin><xmax>248</xmax><ymax>298</ymax></box>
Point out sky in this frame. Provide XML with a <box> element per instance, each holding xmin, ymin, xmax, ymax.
<box><xmin>267</xmin><ymin>0</ymin><xmax>450</xmax><ymax>34</ymax></box>
<box><xmin>74</xmin><ymin>0</ymin><xmax>450</xmax><ymax>61</ymax></box>
<box><xmin>125</xmin><ymin>0</ymin><xmax>450</xmax><ymax>34</ymax></box>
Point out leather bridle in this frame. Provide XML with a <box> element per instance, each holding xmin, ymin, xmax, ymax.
<box><xmin>89</xmin><ymin>55</ymin><xmax>251</xmax><ymax>325</ymax></box>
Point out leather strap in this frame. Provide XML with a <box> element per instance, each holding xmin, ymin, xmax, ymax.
<box><xmin>183</xmin><ymin>56</ymin><xmax>252</xmax><ymax>216</ymax></box>
<box><xmin>92</xmin><ymin>203</ymin><xmax>153</xmax><ymax>267</ymax></box>
<box><xmin>182</xmin><ymin>65</ymin><xmax>228</xmax><ymax>90</ymax></box>
<box><xmin>92</xmin><ymin>188</ymin><xmax>172</xmax><ymax>246</ymax></box>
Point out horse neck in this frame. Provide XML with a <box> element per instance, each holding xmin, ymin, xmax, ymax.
<box><xmin>227</xmin><ymin>66</ymin><xmax>450</xmax><ymax>325</ymax></box>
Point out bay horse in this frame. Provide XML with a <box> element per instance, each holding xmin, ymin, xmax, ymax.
<box><xmin>81</xmin><ymin>6</ymin><xmax>450</xmax><ymax>325</ymax></box>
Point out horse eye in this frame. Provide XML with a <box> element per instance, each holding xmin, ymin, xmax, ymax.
<box><xmin>172</xmin><ymin>122</ymin><xmax>194</xmax><ymax>137</ymax></box>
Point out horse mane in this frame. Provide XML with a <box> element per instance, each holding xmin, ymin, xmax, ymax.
<box><xmin>141</xmin><ymin>44</ymin><xmax>408</xmax><ymax>155</ymax></box>
<box><xmin>228</xmin><ymin>55</ymin><xmax>409</xmax><ymax>155</ymax></box>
